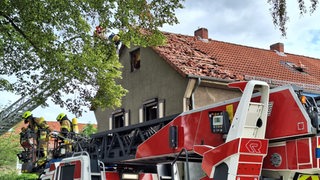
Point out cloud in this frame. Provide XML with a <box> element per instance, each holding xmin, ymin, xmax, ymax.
<box><xmin>161</xmin><ymin>0</ymin><xmax>320</xmax><ymax>59</ymax></box>
<box><xmin>0</xmin><ymin>91</ymin><xmax>97</xmax><ymax>124</ymax></box>
<box><xmin>2</xmin><ymin>0</ymin><xmax>320</xmax><ymax>127</ymax></box>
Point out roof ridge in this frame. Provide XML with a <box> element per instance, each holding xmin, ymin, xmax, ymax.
<box><xmin>162</xmin><ymin>31</ymin><xmax>320</xmax><ymax>60</ymax></box>
<box><xmin>150</xmin><ymin>30</ymin><xmax>320</xmax><ymax>89</ymax></box>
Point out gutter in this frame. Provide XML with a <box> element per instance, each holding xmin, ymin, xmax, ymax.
<box><xmin>184</xmin><ymin>75</ymin><xmax>236</xmax><ymax>111</ymax></box>
<box><xmin>186</xmin><ymin>74</ymin><xmax>236</xmax><ymax>84</ymax></box>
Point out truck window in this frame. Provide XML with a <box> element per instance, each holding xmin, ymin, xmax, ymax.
<box><xmin>59</xmin><ymin>164</ymin><xmax>75</xmax><ymax>180</ymax></box>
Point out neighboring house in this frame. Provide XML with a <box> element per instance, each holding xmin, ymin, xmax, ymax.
<box><xmin>12</xmin><ymin>120</ymin><xmax>95</xmax><ymax>134</ymax></box>
<box><xmin>94</xmin><ymin>27</ymin><xmax>320</xmax><ymax>132</ymax></box>
<box><xmin>11</xmin><ymin>120</ymin><xmax>97</xmax><ymax>149</ymax></box>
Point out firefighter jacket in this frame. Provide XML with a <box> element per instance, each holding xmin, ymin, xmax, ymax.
<box><xmin>27</xmin><ymin>117</ymin><xmax>50</xmax><ymax>134</ymax></box>
<box><xmin>26</xmin><ymin>117</ymin><xmax>51</xmax><ymax>156</ymax></box>
<box><xmin>60</xmin><ymin>119</ymin><xmax>72</xmax><ymax>133</ymax></box>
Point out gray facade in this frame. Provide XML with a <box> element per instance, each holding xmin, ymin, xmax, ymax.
<box><xmin>94</xmin><ymin>46</ymin><xmax>242</xmax><ymax>132</ymax></box>
<box><xmin>95</xmin><ymin>47</ymin><xmax>187</xmax><ymax>131</ymax></box>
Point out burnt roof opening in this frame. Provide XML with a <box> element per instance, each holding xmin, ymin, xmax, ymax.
<box><xmin>281</xmin><ymin>61</ymin><xmax>307</xmax><ymax>73</ymax></box>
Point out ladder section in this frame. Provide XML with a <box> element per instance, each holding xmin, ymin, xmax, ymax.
<box><xmin>197</xmin><ymin>80</ymin><xmax>270</xmax><ymax>179</ymax></box>
<box><xmin>88</xmin><ymin>114</ymin><xmax>178</xmax><ymax>165</ymax></box>
<box><xmin>226</xmin><ymin>80</ymin><xmax>270</xmax><ymax>142</ymax></box>
<box><xmin>244</xmin><ymin>102</ymin><xmax>264</xmax><ymax>137</ymax></box>
<box><xmin>0</xmin><ymin>82</ymin><xmax>54</xmax><ymax>135</ymax></box>
<box><xmin>0</xmin><ymin>95</ymin><xmax>37</xmax><ymax>135</ymax></box>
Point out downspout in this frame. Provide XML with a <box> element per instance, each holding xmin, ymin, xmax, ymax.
<box><xmin>184</xmin><ymin>75</ymin><xmax>233</xmax><ymax>111</ymax></box>
<box><xmin>190</xmin><ymin>77</ymin><xmax>201</xmax><ymax>110</ymax></box>
<box><xmin>183</xmin><ymin>77</ymin><xmax>201</xmax><ymax>112</ymax></box>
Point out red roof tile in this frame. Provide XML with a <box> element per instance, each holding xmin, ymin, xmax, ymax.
<box><xmin>153</xmin><ymin>32</ymin><xmax>320</xmax><ymax>92</ymax></box>
<box><xmin>10</xmin><ymin>121</ymin><xmax>96</xmax><ymax>134</ymax></box>
<box><xmin>5</xmin><ymin>121</ymin><xmax>97</xmax><ymax>150</ymax></box>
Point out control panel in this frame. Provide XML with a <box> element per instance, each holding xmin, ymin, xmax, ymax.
<box><xmin>208</xmin><ymin>111</ymin><xmax>230</xmax><ymax>134</ymax></box>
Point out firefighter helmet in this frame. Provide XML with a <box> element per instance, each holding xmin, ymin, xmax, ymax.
<box><xmin>56</xmin><ymin>113</ymin><xmax>66</xmax><ymax>121</ymax></box>
<box><xmin>22</xmin><ymin>111</ymin><xmax>32</xmax><ymax>119</ymax></box>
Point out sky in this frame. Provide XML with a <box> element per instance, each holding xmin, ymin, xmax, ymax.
<box><xmin>1</xmin><ymin>0</ymin><xmax>320</xmax><ymax>124</ymax></box>
<box><xmin>161</xmin><ymin>0</ymin><xmax>320</xmax><ymax>59</ymax></box>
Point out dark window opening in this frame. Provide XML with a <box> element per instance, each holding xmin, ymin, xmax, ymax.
<box><xmin>143</xmin><ymin>99</ymin><xmax>158</xmax><ymax>121</ymax></box>
<box><xmin>59</xmin><ymin>164</ymin><xmax>75</xmax><ymax>180</ymax></box>
<box><xmin>112</xmin><ymin>110</ymin><xmax>125</xmax><ymax>129</ymax></box>
<box><xmin>130</xmin><ymin>48</ymin><xmax>140</xmax><ymax>72</ymax></box>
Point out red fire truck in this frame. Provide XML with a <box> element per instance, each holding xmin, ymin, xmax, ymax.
<box><xmin>23</xmin><ymin>80</ymin><xmax>320</xmax><ymax>180</ymax></box>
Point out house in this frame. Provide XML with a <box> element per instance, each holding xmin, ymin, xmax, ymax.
<box><xmin>11</xmin><ymin>120</ymin><xmax>95</xmax><ymax>134</ymax></box>
<box><xmin>94</xmin><ymin>27</ymin><xmax>320</xmax><ymax>132</ymax></box>
<box><xmin>11</xmin><ymin>120</ymin><xmax>97</xmax><ymax>149</ymax></box>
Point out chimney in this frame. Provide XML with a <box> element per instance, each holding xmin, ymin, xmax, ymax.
<box><xmin>270</xmin><ymin>42</ymin><xmax>284</xmax><ymax>52</ymax></box>
<box><xmin>194</xmin><ymin>28</ymin><xmax>208</xmax><ymax>39</ymax></box>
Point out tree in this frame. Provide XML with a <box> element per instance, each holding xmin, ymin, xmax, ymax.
<box><xmin>0</xmin><ymin>0</ymin><xmax>184</xmax><ymax>116</ymax></box>
<box><xmin>0</xmin><ymin>132</ymin><xmax>20</xmax><ymax>171</ymax></box>
<box><xmin>81</xmin><ymin>123</ymin><xmax>97</xmax><ymax>137</ymax></box>
<box><xmin>268</xmin><ymin>0</ymin><xmax>319</xmax><ymax>36</ymax></box>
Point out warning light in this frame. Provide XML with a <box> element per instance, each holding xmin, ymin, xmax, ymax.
<box><xmin>300</xmin><ymin>95</ymin><xmax>307</xmax><ymax>105</ymax></box>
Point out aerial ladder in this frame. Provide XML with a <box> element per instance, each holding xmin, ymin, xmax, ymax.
<box><xmin>0</xmin><ymin>81</ymin><xmax>55</xmax><ymax>135</ymax></box>
<box><xmin>21</xmin><ymin>79</ymin><xmax>320</xmax><ymax>180</ymax></box>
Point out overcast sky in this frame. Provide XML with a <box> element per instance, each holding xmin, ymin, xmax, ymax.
<box><xmin>2</xmin><ymin>0</ymin><xmax>320</xmax><ymax>124</ymax></box>
<box><xmin>161</xmin><ymin>0</ymin><xmax>320</xmax><ymax>59</ymax></box>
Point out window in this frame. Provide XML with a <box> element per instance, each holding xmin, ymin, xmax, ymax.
<box><xmin>130</xmin><ymin>48</ymin><xmax>140</xmax><ymax>72</ymax></box>
<box><xmin>112</xmin><ymin>109</ymin><xmax>125</xmax><ymax>129</ymax></box>
<box><xmin>109</xmin><ymin>109</ymin><xmax>130</xmax><ymax>130</ymax></box>
<box><xmin>59</xmin><ymin>164</ymin><xmax>75</xmax><ymax>179</ymax></box>
<box><xmin>144</xmin><ymin>100</ymin><xmax>158</xmax><ymax>121</ymax></box>
<box><xmin>138</xmin><ymin>98</ymin><xmax>165</xmax><ymax>122</ymax></box>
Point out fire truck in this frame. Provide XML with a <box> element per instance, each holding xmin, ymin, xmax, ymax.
<box><xmin>19</xmin><ymin>80</ymin><xmax>320</xmax><ymax>179</ymax></box>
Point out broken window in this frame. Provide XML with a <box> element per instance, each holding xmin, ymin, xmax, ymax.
<box><xmin>130</xmin><ymin>48</ymin><xmax>140</xmax><ymax>72</ymax></box>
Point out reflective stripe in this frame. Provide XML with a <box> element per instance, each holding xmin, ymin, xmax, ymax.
<box><xmin>39</xmin><ymin>131</ymin><xmax>47</xmax><ymax>140</ymax></box>
<box><xmin>312</xmin><ymin>176</ymin><xmax>320</xmax><ymax>180</ymax></box>
<box><xmin>61</xmin><ymin>120</ymin><xmax>71</xmax><ymax>132</ymax></box>
<box><xmin>38</xmin><ymin>117</ymin><xmax>44</xmax><ymax>124</ymax></box>
<box><xmin>298</xmin><ymin>175</ymin><xmax>320</xmax><ymax>180</ymax></box>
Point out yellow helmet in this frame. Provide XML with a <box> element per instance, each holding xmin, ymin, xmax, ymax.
<box><xmin>22</xmin><ymin>111</ymin><xmax>32</xmax><ymax>119</ymax></box>
<box><xmin>56</xmin><ymin>113</ymin><xmax>66</xmax><ymax>121</ymax></box>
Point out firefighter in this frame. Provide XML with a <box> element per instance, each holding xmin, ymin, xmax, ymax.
<box><xmin>94</xmin><ymin>25</ymin><xmax>106</xmax><ymax>39</ymax></box>
<box><xmin>22</xmin><ymin>111</ymin><xmax>51</xmax><ymax>167</ymax></box>
<box><xmin>94</xmin><ymin>25</ymin><xmax>121</xmax><ymax>47</ymax></box>
<box><xmin>108</xmin><ymin>32</ymin><xmax>121</xmax><ymax>47</ymax></box>
<box><xmin>56</xmin><ymin>113</ymin><xmax>76</xmax><ymax>152</ymax></box>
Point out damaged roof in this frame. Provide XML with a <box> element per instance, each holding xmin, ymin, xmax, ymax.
<box><xmin>153</xmin><ymin>30</ymin><xmax>320</xmax><ymax>92</ymax></box>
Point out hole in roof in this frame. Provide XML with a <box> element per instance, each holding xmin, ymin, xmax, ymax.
<box><xmin>280</xmin><ymin>61</ymin><xmax>307</xmax><ymax>73</ymax></box>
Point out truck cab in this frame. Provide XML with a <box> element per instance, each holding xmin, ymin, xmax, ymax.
<box><xmin>40</xmin><ymin>152</ymin><xmax>106</xmax><ymax>180</ymax></box>
<box><xmin>303</xmin><ymin>93</ymin><xmax>320</xmax><ymax>131</ymax></box>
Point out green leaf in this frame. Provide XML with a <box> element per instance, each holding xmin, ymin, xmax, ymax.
<box><xmin>0</xmin><ymin>0</ymin><xmax>184</xmax><ymax>116</ymax></box>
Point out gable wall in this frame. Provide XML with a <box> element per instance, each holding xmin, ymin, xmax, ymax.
<box><xmin>194</xmin><ymin>86</ymin><xmax>242</xmax><ymax>108</ymax></box>
<box><xmin>95</xmin><ymin>47</ymin><xmax>188</xmax><ymax>131</ymax></box>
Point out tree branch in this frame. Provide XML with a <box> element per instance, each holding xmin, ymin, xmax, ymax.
<box><xmin>0</xmin><ymin>12</ymin><xmax>40</xmax><ymax>52</ymax></box>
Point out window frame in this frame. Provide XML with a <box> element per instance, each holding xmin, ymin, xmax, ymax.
<box><xmin>142</xmin><ymin>98</ymin><xmax>158</xmax><ymax>121</ymax></box>
<box><xmin>111</xmin><ymin>109</ymin><xmax>125</xmax><ymax>129</ymax></box>
<box><xmin>130</xmin><ymin>48</ymin><xmax>141</xmax><ymax>72</ymax></box>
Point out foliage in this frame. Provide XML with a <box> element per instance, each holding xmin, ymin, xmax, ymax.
<box><xmin>0</xmin><ymin>171</ymin><xmax>38</xmax><ymax>180</ymax></box>
<box><xmin>0</xmin><ymin>131</ymin><xmax>21</xmax><ymax>170</ymax></box>
<box><xmin>0</xmin><ymin>77</ymin><xmax>13</xmax><ymax>91</ymax></box>
<box><xmin>0</xmin><ymin>0</ymin><xmax>184</xmax><ymax>116</ymax></box>
<box><xmin>268</xmin><ymin>0</ymin><xmax>319</xmax><ymax>36</ymax></box>
<box><xmin>81</xmin><ymin>123</ymin><xmax>97</xmax><ymax>137</ymax></box>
